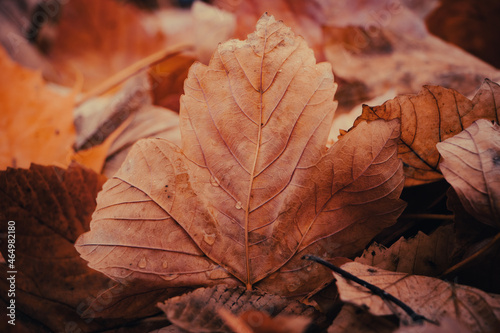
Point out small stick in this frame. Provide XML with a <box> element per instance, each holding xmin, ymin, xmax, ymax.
<box><xmin>302</xmin><ymin>255</ymin><xmax>437</xmax><ymax>325</ymax></box>
<box><xmin>400</xmin><ymin>214</ymin><xmax>454</xmax><ymax>220</ymax></box>
<box><xmin>441</xmin><ymin>232</ymin><xmax>500</xmax><ymax>278</ymax></box>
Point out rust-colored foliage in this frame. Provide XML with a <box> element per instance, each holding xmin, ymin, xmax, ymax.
<box><xmin>76</xmin><ymin>15</ymin><xmax>405</xmax><ymax>298</ymax></box>
<box><xmin>0</xmin><ymin>163</ymin><xmax>118</xmax><ymax>332</ymax></box>
<box><xmin>44</xmin><ymin>0</ymin><xmax>165</xmax><ymax>90</ymax></box>
<box><xmin>2</xmin><ymin>2</ymin><xmax>500</xmax><ymax>332</ymax></box>
<box><xmin>353</xmin><ymin>80</ymin><xmax>500</xmax><ymax>185</ymax></box>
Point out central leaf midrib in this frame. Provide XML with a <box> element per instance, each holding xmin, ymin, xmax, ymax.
<box><xmin>244</xmin><ymin>23</ymin><xmax>269</xmax><ymax>289</ymax></box>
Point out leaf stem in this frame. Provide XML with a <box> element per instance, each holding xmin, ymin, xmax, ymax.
<box><xmin>302</xmin><ymin>255</ymin><xmax>437</xmax><ymax>325</ymax></box>
<box><xmin>400</xmin><ymin>214</ymin><xmax>454</xmax><ymax>220</ymax></box>
<box><xmin>75</xmin><ymin>42</ymin><xmax>194</xmax><ymax>106</ymax></box>
<box><xmin>440</xmin><ymin>232</ymin><xmax>500</xmax><ymax>277</ymax></box>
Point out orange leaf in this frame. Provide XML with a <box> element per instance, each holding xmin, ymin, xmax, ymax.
<box><xmin>76</xmin><ymin>14</ymin><xmax>405</xmax><ymax>297</ymax></box>
<box><xmin>0</xmin><ymin>46</ymin><xmax>75</xmax><ymax>170</ymax></box>
<box><xmin>45</xmin><ymin>0</ymin><xmax>166</xmax><ymax>90</ymax></box>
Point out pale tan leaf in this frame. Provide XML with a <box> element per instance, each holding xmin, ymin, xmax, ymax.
<box><xmin>157</xmin><ymin>285</ymin><xmax>320</xmax><ymax>333</ymax></box>
<box><xmin>356</xmin><ymin>224</ymin><xmax>456</xmax><ymax>276</ymax></box>
<box><xmin>102</xmin><ymin>105</ymin><xmax>181</xmax><ymax>178</ymax></box>
<box><xmin>437</xmin><ymin>119</ymin><xmax>500</xmax><ymax>228</ymax></box>
<box><xmin>76</xmin><ymin>14</ymin><xmax>405</xmax><ymax>298</ymax></box>
<box><xmin>333</xmin><ymin>262</ymin><xmax>500</xmax><ymax>333</ymax></box>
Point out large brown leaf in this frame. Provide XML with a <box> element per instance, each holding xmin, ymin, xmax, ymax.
<box><xmin>76</xmin><ymin>14</ymin><xmax>405</xmax><ymax>297</ymax></box>
<box><xmin>437</xmin><ymin>119</ymin><xmax>500</xmax><ymax>228</ymax></box>
<box><xmin>353</xmin><ymin>80</ymin><xmax>500</xmax><ymax>185</ymax></box>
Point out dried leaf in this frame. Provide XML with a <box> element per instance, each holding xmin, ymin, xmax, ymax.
<box><xmin>219</xmin><ymin>308</ymin><xmax>311</xmax><ymax>333</ymax></box>
<box><xmin>157</xmin><ymin>285</ymin><xmax>321</xmax><ymax>332</ymax></box>
<box><xmin>191</xmin><ymin>2</ymin><xmax>236</xmax><ymax>64</ymax></box>
<box><xmin>43</xmin><ymin>0</ymin><xmax>166</xmax><ymax>90</ymax></box>
<box><xmin>102</xmin><ymin>105</ymin><xmax>181</xmax><ymax>178</ymax></box>
<box><xmin>0</xmin><ymin>163</ymin><xmax>121</xmax><ymax>332</ymax></box>
<box><xmin>76</xmin><ymin>14</ymin><xmax>405</xmax><ymax>297</ymax></box>
<box><xmin>437</xmin><ymin>119</ymin><xmax>500</xmax><ymax>228</ymax></box>
<box><xmin>356</xmin><ymin>224</ymin><xmax>456</xmax><ymax>276</ymax></box>
<box><xmin>0</xmin><ymin>46</ymin><xmax>75</xmax><ymax>170</ymax></box>
<box><xmin>82</xmin><ymin>282</ymin><xmax>188</xmax><ymax>320</ymax></box>
<box><xmin>396</xmin><ymin>317</ymin><xmax>473</xmax><ymax>333</ymax></box>
<box><xmin>353</xmin><ymin>80</ymin><xmax>500</xmax><ymax>185</ymax></box>
<box><xmin>150</xmin><ymin>54</ymin><xmax>197</xmax><ymax>112</ymax></box>
<box><xmin>327</xmin><ymin>304</ymin><xmax>397</xmax><ymax>333</ymax></box>
<box><xmin>333</xmin><ymin>262</ymin><xmax>500</xmax><ymax>333</ymax></box>
<box><xmin>426</xmin><ymin>0</ymin><xmax>500</xmax><ymax>68</ymax></box>
<box><xmin>321</xmin><ymin>1</ymin><xmax>500</xmax><ymax>111</ymax></box>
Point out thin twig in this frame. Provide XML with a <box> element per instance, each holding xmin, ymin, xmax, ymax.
<box><xmin>400</xmin><ymin>214</ymin><xmax>454</xmax><ymax>220</ymax></box>
<box><xmin>302</xmin><ymin>255</ymin><xmax>437</xmax><ymax>325</ymax></box>
<box><xmin>440</xmin><ymin>232</ymin><xmax>500</xmax><ymax>278</ymax></box>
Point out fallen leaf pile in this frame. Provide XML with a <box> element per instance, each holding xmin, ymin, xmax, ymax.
<box><xmin>0</xmin><ymin>1</ymin><xmax>499</xmax><ymax>332</ymax></box>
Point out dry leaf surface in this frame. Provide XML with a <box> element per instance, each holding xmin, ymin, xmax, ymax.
<box><xmin>158</xmin><ymin>285</ymin><xmax>320</xmax><ymax>332</ymax></box>
<box><xmin>0</xmin><ymin>163</ymin><xmax>120</xmax><ymax>332</ymax></box>
<box><xmin>437</xmin><ymin>119</ymin><xmax>500</xmax><ymax>228</ymax></box>
<box><xmin>353</xmin><ymin>80</ymin><xmax>500</xmax><ymax>185</ymax></box>
<box><xmin>356</xmin><ymin>224</ymin><xmax>456</xmax><ymax>276</ymax></box>
<box><xmin>102</xmin><ymin>105</ymin><xmax>181</xmax><ymax>178</ymax></box>
<box><xmin>321</xmin><ymin>0</ymin><xmax>500</xmax><ymax>112</ymax></box>
<box><xmin>76</xmin><ymin>15</ymin><xmax>405</xmax><ymax>297</ymax></box>
<box><xmin>333</xmin><ymin>262</ymin><xmax>500</xmax><ymax>333</ymax></box>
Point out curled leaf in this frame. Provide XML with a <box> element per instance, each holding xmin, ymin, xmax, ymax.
<box><xmin>353</xmin><ymin>80</ymin><xmax>500</xmax><ymax>185</ymax></box>
<box><xmin>437</xmin><ymin>119</ymin><xmax>500</xmax><ymax>228</ymax></box>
